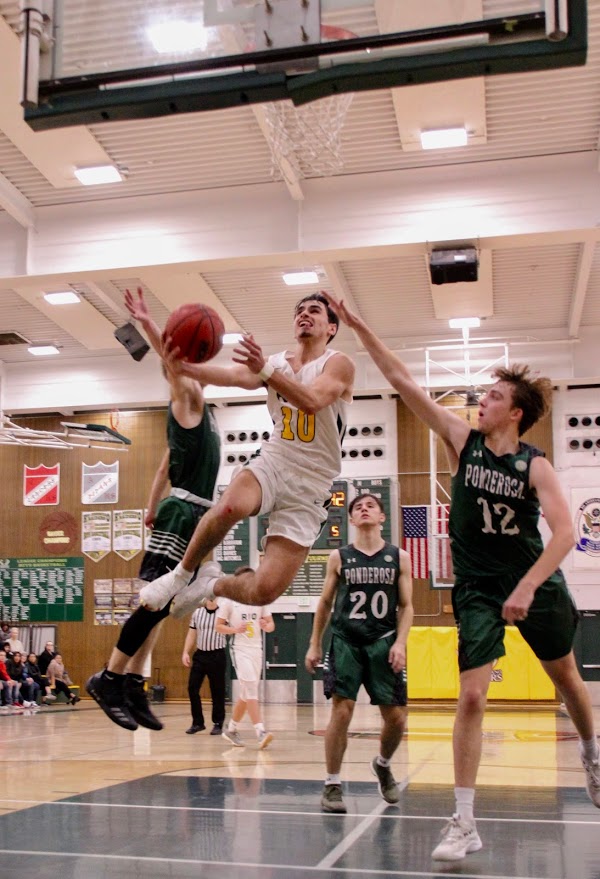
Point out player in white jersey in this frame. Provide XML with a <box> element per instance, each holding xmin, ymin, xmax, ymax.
<box><xmin>139</xmin><ymin>293</ymin><xmax>355</xmax><ymax>614</ymax></box>
<box><xmin>216</xmin><ymin>599</ymin><xmax>275</xmax><ymax>748</ymax></box>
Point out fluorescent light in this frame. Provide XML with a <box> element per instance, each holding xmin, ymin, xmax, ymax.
<box><xmin>28</xmin><ymin>345</ymin><xmax>60</xmax><ymax>356</ymax></box>
<box><xmin>74</xmin><ymin>165</ymin><xmax>124</xmax><ymax>185</ymax></box>
<box><xmin>283</xmin><ymin>271</ymin><xmax>319</xmax><ymax>286</ymax></box>
<box><xmin>44</xmin><ymin>291</ymin><xmax>80</xmax><ymax>305</ymax></box>
<box><xmin>420</xmin><ymin>127</ymin><xmax>468</xmax><ymax>150</ymax></box>
<box><xmin>449</xmin><ymin>317</ymin><xmax>480</xmax><ymax>329</ymax></box>
<box><xmin>223</xmin><ymin>333</ymin><xmax>244</xmax><ymax>345</ymax></box>
<box><xmin>148</xmin><ymin>21</ymin><xmax>207</xmax><ymax>54</ymax></box>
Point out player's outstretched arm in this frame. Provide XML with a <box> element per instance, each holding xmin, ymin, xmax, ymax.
<box><xmin>322</xmin><ymin>291</ymin><xmax>469</xmax><ymax>454</ymax></box>
<box><xmin>163</xmin><ymin>336</ymin><xmax>264</xmax><ymax>391</ymax></box>
<box><xmin>305</xmin><ymin>551</ymin><xmax>341</xmax><ymax>673</ymax></box>
<box><xmin>233</xmin><ymin>334</ymin><xmax>354</xmax><ymax>412</ymax></box>
<box><xmin>124</xmin><ymin>287</ymin><xmax>163</xmax><ymax>354</ymax></box>
<box><xmin>145</xmin><ymin>448</ymin><xmax>170</xmax><ymax>528</ymax></box>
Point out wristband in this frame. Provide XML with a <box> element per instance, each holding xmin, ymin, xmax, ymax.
<box><xmin>258</xmin><ymin>362</ymin><xmax>275</xmax><ymax>382</ymax></box>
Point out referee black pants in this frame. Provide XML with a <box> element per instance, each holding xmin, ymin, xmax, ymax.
<box><xmin>188</xmin><ymin>648</ymin><xmax>226</xmax><ymax>727</ymax></box>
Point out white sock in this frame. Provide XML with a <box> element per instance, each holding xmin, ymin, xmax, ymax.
<box><xmin>254</xmin><ymin>722</ymin><xmax>265</xmax><ymax>736</ymax></box>
<box><xmin>326</xmin><ymin>774</ymin><xmax>341</xmax><ymax>786</ymax></box>
<box><xmin>376</xmin><ymin>755</ymin><xmax>391</xmax><ymax>768</ymax></box>
<box><xmin>580</xmin><ymin>736</ymin><xmax>600</xmax><ymax>762</ymax></box>
<box><xmin>174</xmin><ymin>563</ymin><xmax>193</xmax><ymax>584</ymax></box>
<box><xmin>454</xmin><ymin>787</ymin><xmax>475</xmax><ymax>822</ymax></box>
<box><xmin>228</xmin><ymin>721</ymin><xmax>238</xmax><ymax>732</ymax></box>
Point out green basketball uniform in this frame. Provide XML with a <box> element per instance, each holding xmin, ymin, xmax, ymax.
<box><xmin>139</xmin><ymin>405</ymin><xmax>221</xmax><ymax>581</ymax></box>
<box><xmin>324</xmin><ymin>543</ymin><xmax>407</xmax><ymax>705</ymax></box>
<box><xmin>450</xmin><ymin>429</ymin><xmax>578</xmax><ymax>671</ymax></box>
<box><xmin>451</xmin><ymin>429</ymin><xmax>552</xmax><ymax>580</ymax></box>
<box><xmin>331</xmin><ymin>543</ymin><xmax>401</xmax><ymax>646</ymax></box>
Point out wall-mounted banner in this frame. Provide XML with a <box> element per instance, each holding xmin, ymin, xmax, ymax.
<box><xmin>82</xmin><ymin>510</ymin><xmax>112</xmax><ymax>562</ymax></box>
<box><xmin>112</xmin><ymin>509</ymin><xmax>143</xmax><ymax>561</ymax></box>
<box><xmin>23</xmin><ymin>463</ymin><xmax>60</xmax><ymax>506</ymax></box>
<box><xmin>573</xmin><ymin>489</ymin><xmax>600</xmax><ymax>570</ymax></box>
<box><xmin>82</xmin><ymin>461</ymin><xmax>119</xmax><ymax>505</ymax></box>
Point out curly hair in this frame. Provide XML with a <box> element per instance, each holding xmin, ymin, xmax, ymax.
<box><xmin>491</xmin><ymin>364</ymin><xmax>553</xmax><ymax>435</ymax></box>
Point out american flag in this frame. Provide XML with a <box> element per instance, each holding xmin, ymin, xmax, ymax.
<box><xmin>401</xmin><ymin>504</ymin><xmax>453</xmax><ymax>581</ymax></box>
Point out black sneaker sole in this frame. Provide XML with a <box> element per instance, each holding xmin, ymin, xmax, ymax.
<box><xmin>85</xmin><ymin>673</ymin><xmax>138</xmax><ymax>731</ymax></box>
<box><xmin>127</xmin><ymin>702</ymin><xmax>164</xmax><ymax>731</ymax></box>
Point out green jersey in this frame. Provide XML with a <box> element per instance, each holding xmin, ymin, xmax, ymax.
<box><xmin>450</xmin><ymin>429</ymin><xmax>553</xmax><ymax>580</ymax></box>
<box><xmin>331</xmin><ymin>543</ymin><xmax>400</xmax><ymax>646</ymax></box>
<box><xmin>167</xmin><ymin>404</ymin><xmax>221</xmax><ymax>501</ymax></box>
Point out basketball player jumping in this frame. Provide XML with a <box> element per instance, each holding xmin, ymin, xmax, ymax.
<box><xmin>139</xmin><ymin>292</ymin><xmax>355</xmax><ymax>616</ymax></box>
<box><xmin>86</xmin><ymin>288</ymin><xmax>221</xmax><ymax>731</ymax></box>
<box><xmin>321</xmin><ymin>289</ymin><xmax>600</xmax><ymax>862</ymax></box>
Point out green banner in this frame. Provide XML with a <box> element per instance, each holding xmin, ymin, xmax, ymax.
<box><xmin>0</xmin><ymin>557</ymin><xmax>84</xmax><ymax>622</ymax></box>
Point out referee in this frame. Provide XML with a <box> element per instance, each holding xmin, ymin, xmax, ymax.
<box><xmin>182</xmin><ymin>600</ymin><xmax>227</xmax><ymax>735</ymax></box>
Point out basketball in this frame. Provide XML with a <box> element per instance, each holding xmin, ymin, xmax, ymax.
<box><xmin>162</xmin><ymin>303</ymin><xmax>224</xmax><ymax>363</ymax></box>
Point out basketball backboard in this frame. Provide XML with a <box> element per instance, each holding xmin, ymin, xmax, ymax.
<box><xmin>20</xmin><ymin>0</ymin><xmax>586</xmax><ymax>130</ymax></box>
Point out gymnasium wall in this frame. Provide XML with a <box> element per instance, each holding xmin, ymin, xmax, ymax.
<box><xmin>0</xmin><ymin>394</ymin><xmax>553</xmax><ymax>700</ymax></box>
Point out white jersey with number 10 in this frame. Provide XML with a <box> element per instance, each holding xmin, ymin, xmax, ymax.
<box><xmin>263</xmin><ymin>349</ymin><xmax>348</xmax><ymax>482</ymax></box>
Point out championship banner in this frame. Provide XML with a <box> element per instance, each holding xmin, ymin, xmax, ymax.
<box><xmin>82</xmin><ymin>511</ymin><xmax>112</xmax><ymax>562</ymax></box>
<box><xmin>112</xmin><ymin>509</ymin><xmax>143</xmax><ymax>561</ymax></box>
<box><xmin>572</xmin><ymin>488</ymin><xmax>600</xmax><ymax>570</ymax></box>
<box><xmin>23</xmin><ymin>463</ymin><xmax>60</xmax><ymax>506</ymax></box>
<box><xmin>82</xmin><ymin>461</ymin><xmax>119</xmax><ymax>505</ymax></box>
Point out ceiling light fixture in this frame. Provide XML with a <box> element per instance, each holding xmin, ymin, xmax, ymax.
<box><xmin>449</xmin><ymin>317</ymin><xmax>480</xmax><ymax>329</ymax></box>
<box><xmin>74</xmin><ymin>165</ymin><xmax>124</xmax><ymax>185</ymax></box>
<box><xmin>223</xmin><ymin>333</ymin><xmax>244</xmax><ymax>345</ymax></box>
<box><xmin>420</xmin><ymin>127</ymin><xmax>468</xmax><ymax>150</ymax></box>
<box><xmin>282</xmin><ymin>271</ymin><xmax>319</xmax><ymax>286</ymax></box>
<box><xmin>28</xmin><ymin>345</ymin><xmax>60</xmax><ymax>356</ymax></box>
<box><xmin>43</xmin><ymin>291</ymin><xmax>81</xmax><ymax>305</ymax></box>
<box><xmin>148</xmin><ymin>21</ymin><xmax>207</xmax><ymax>54</ymax></box>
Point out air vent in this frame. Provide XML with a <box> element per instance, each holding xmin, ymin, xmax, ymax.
<box><xmin>0</xmin><ymin>332</ymin><xmax>29</xmax><ymax>346</ymax></box>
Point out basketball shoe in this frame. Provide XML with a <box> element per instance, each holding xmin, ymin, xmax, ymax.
<box><xmin>85</xmin><ymin>670</ymin><xmax>138</xmax><ymax>731</ymax></box>
<box><xmin>139</xmin><ymin>562</ymin><xmax>194</xmax><ymax>611</ymax></box>
<box><xmin>580</xmin><ymin>744</ymin><xmax>600</xmax><ymax>808</ymax></box>
<box><xmin>124</xmin><ymin>674</ymin><xmax>163</xmax><ymax>731</ymax></box>
<box><xmin>170</xmin><ymin>562</ymin><xmax>224</xmax><ymax>618</ymax></box>
<box><xmin>257</xmin><ymin>730</ymin><xmax>273</xmax><ymax>750</ymax></box>
<box><xmin>222</xmin><ymin>729</ymin><xmax>245</xmax><ymax>747</ymax></box>
<box><xmin>370</xmin><ymin>757</ymin><xmax>400</xmax><ymax>804</ymax></box>
<box><xmin>431</xmin><ymin>814</ymin><xmax>482</xmax><ymax>861</ymax></box>
<box><xmin>321</xmin><ymin>784</ymin><xmax>347</xmax><ymax>814</ymax></box>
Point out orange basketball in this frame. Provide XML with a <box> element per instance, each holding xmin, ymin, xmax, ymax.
<box><xmin>162</xmin><ymin>303</ymin><xmax>224</xmax><ymax>363</ymax></box>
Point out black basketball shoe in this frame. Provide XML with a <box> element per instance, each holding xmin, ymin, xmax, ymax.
<box><xmin>85</xmin><ymin>670</ymin><xmax>138</xmax><ymax>731</ymax></box>
<box><xmin>124</xmin><ymin>674</ymin><xmax>164</xmax><ymax>731</ymax></box>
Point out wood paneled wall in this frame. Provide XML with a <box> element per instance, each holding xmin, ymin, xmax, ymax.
<box><xmin>396</xmin><ymin>396</ymin><xmax>554</xmax><ymax>624</ymax></box>
<box><xmin>2</xmin><ymin>409</ymin><xmax>194</xmax><ymax>699</ymax></box>
<box><xmin>2</xmin><ymin>397</ymin><xmax>555</xmax><ymax>700</ymax></box>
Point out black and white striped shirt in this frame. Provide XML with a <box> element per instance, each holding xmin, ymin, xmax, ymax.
<box><xmin>190</xmin><ymin>606</ymin><xmax>226</xmax><ymax>652</ymax></box>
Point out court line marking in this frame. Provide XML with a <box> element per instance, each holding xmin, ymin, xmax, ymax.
<box><xmin>0</xmin><ymin>797</ymin><xmax>598</xmax><ymax>825</ymax></box>
<box><xmin>0</xmin><ymin>849</ymin><xmax>543</xmax><ymax>879</ymax></box>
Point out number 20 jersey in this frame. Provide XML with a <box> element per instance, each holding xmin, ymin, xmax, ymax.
<box><xmin>264</xmin><ymin>349</ymin><xmax>348</xmax><ymax>483</ymax></box>
<box><xmin>331</xmin><ymin>543</ymin><xmax>400</xmax><ymax>646</ymax></box>
<box><xmin>450</xmin><ymin>428</ymin><xmax>549</xmax><ymax>580</ymax></box>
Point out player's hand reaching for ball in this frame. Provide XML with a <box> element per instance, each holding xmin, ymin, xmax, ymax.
<box><xmin>232</xmin><ymin>334</ymin><xmax>265</xmax><ymax>375</ymax></box>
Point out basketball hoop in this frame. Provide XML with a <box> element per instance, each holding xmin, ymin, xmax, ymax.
<box><xmin>263</xmin><ymin>92</ymin><xmax>353</xmax><ymax>179</ymax></box>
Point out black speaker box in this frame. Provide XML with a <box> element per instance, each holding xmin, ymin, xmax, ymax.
<box><xmin>429</xmin><ymin>248</ymin><xmax>478</xmax><ymax>284</ymax></box>
<box><xmin>114</xmin><ymin>322</ymin><xmax>150</xmax><ymax>361</ymax></box>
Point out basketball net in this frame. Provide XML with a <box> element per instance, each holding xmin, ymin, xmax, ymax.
<box><xmin>263</xmin><ymin>93</ymin><xmax>353</xmax><ymax>179</ymax></box>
